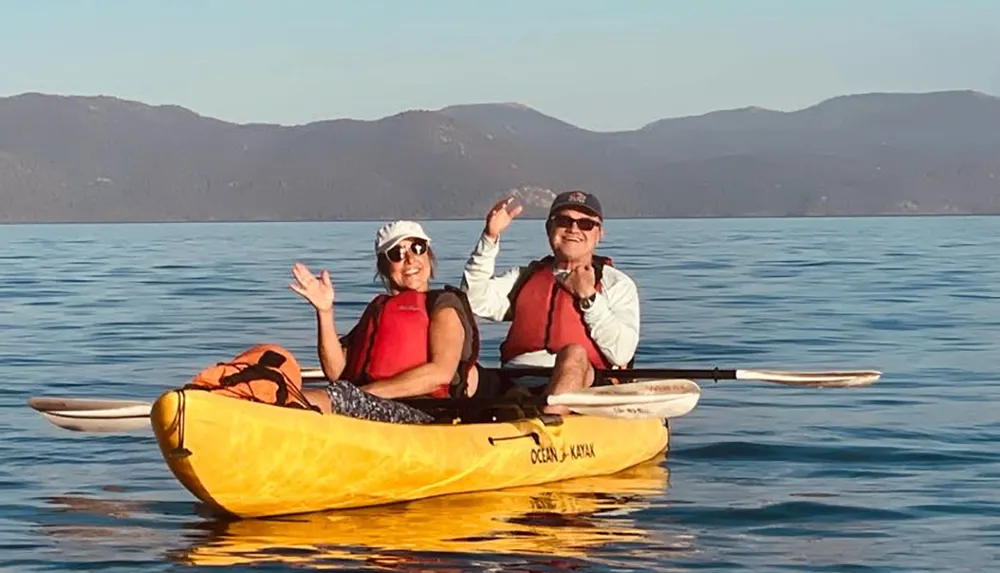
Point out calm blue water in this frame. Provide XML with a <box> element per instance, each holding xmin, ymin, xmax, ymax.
<box><xmin>1</xmin><ymin>216</ymin><xmax>998</xmax><ymax>572</ymax></box>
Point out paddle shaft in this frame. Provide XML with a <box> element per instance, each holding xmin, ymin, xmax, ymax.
<box><xmin>303</xmin><ymin>365</ymin><xmax>878</xmax><ymax>388</ymax></box>
<box><xmin>303</xmin><ymin>367</ymin><xmax>735</xmax><ymax>383</ymax></box>
<box><xmin>494</xmin><ymin>366</ymin><xmax>880</xmax><ymax>387</ymax></box>
<box><xmin>30</xmin><ymin>377</ymin><xmax>702</xmax><ymax>432</ymax></box>
<box><xmin>497</xmin><ymin>367</ymin><xmax>737</xmax><ymax>381</ymax></box>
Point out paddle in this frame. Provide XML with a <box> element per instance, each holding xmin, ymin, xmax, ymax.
<box><xmin>28</xmin><ymin>378</ymin><xmax>701</xmax><ymax>433</ymax></box>
<box><xmin>301</xmin><ymin>366</ymin><xmax>881</xmax><ymax>388</ymax></box>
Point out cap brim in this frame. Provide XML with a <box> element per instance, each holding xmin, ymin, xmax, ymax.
<box><xmin>377</xmin><ymin>233</ymin><xmax>432</xmax><ymax>254</ymax></box>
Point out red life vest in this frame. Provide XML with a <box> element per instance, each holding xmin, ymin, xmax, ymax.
<box><xmin>499</xmin><ymin>256</ymin><xmax>614</xmax><ymax>369</ymax></box>
<box><xmin>341</xmin><ymin>287</ymin><xmax>479</xmax><ymax>398</ymax></box>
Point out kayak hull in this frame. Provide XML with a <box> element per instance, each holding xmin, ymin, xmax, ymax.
<box><xmin>150</xmin><ymin>389</ymin><xmax>670</xmax><ymax>518</ymax></box>
<box><xmin>180</xmin><ymin>457</ymin><xmax>670</xmax><ymax>566</ymax></box>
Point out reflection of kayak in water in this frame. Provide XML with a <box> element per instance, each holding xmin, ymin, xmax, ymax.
<box><xmin>150</xmin><ymin>389</ymin><xmax>671</xmax><ymax>518</ymax></box>
<box><xmin>178</xmin><ymin>456</ymin><xmax>671</xmax><ymax>567</ymax></box>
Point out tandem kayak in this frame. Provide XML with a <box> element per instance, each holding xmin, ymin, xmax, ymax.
<box><xmin>149</xmin><ymin>388</ymin><xmax>671</xmax><ymax>518</ymax></box>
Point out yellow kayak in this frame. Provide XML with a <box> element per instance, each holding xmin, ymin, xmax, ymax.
<box><xmin>180</xmin><ymin>457</ymin><xmax>672</xmax><ymax>567</ymax></box>
<box><xmin>150</xmin><ymin>389</ymin><xmax>670</xmax><ymax>518</ymax></box>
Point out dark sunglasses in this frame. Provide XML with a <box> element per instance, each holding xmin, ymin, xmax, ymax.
<box><xmin>549</xmin><ymin>214</ymin><xmax>601</xmax><ymax>232</ymax></box>
<box><xmin>382</xmin><ymin>239</ymin><xmax>428</xmax><ymax>263</ymax></box>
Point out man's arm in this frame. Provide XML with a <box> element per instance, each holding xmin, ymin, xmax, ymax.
<box><xmin>581</xmin><ymin>270</ymin><xmax>640</xmax><ymax>367</ymax></box>
<box><xmin>460</xmin><ymin>233</ymin><xmax>522</xmax><ymax>322</ymax></box>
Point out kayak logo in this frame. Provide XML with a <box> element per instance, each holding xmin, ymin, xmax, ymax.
<box><xmin>529</xmin><ymin>442</ymin><xmax>596</xmax><ymax>465</ymax></box>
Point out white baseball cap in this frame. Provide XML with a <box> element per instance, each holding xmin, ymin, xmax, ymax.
<box><xmin>374</xmin><ymin>220</ymin><xmax>432</xmax><ymax>255</ymax></box>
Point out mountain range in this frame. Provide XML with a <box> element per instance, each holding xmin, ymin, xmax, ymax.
<box><xmin>1</xmin><ymin>89</ymin><xmax>999</xmax><ymax>223</ymax></box>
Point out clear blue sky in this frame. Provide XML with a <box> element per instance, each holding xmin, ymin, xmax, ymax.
<box><xmin>1</xmin><ymin>0</ymin><xmax>997</xmax><ymax>130</ymax></box>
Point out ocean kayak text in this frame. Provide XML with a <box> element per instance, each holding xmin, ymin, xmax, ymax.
<box><xmin>530</xmin><ymin>443</ymin><xmax>596</xmax><ymax>465</ymax></box>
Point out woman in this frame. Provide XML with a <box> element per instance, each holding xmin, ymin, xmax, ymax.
<box><xmin>290</xmin><ymin>220</ymin><xmax>494</xmax><ymax>424</ymax></box>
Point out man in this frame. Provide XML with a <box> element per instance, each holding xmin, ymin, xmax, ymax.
<box><xmin>461</xmin><ymin>190</ymin><xmax>640</xmax><ymax>414</ymax></box>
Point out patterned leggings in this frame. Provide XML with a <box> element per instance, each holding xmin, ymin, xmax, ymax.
<box><xmin>325</xmin><ymin>381</ymin><xmax>435</xmax><ymax>424</ymax></box>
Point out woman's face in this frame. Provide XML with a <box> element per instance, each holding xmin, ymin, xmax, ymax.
<box><xmin>384</xmin><ymin>238</ymin><xmax>431</xmax><ymax>292</ymax></box>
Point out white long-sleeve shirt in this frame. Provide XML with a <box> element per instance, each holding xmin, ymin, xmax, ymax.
<box><xmin>461</xmin><ymin>233</ymin><xmax>640</xmax><ymax>371</ymax></box>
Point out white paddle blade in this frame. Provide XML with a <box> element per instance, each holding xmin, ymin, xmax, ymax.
<box><xmin>548</xmin><ymin>379</ymin><xmax>701</xmax><ymax>419</ymax></box>
<box><xmin>548</xmin><ymin>379</ymin><xmax>701</xmax><ymax>406</ymax></box>
<box><xmin>302</xmin><ymin>368</ymin><xmax>326</xmax><ymax>381</ymax></box>
<box><xmin>737</xmin><ymin>369</ymin><xmax>881</xmax><ymax>388</ymax></box>
<box><xmin>564</xmin><ymin>393</ymin><xmax>700</xmax><ymax>420</ymax></box>
<box><xmin>39</xmin><ymin>411</ymin><xmax>151</xmax><ymax>433</ymax></box>
<box><xmin>28</xmin><ymin>397</ymin><xmax>152</xmax><ymax>433</ymax></box>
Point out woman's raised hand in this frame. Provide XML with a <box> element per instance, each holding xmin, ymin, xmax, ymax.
<box><xmin>290</xmin><ymin>262</ymin><xmax>335</xmax><ymax>312</ymax></box>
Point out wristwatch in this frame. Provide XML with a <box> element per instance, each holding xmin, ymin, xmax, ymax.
<box><xmin>577</xmin><ymin>292</ymin><xmax>597</xmax><ymax>311</ymax></box>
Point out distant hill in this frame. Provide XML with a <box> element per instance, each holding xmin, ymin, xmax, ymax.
<box><xmin>1</xmin><ymin>89</ymin><xmax>999</xmax><ymax>222</ymax></box>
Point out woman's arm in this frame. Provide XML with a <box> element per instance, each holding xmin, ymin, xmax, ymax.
<box><xmin>315</xmin><ymin>307</ymin><xmax>347</xmax><ymax>381</ymax></box>
<box><xmin>289</xmin><ymin>262</ymin><xmax>347</xmax><ymax>381</ymax></box>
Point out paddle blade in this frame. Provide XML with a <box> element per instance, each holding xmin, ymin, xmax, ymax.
<box><xmin>736</xmin><ymin>369</ymin><xmax>882</xmax><ymax>388</ymax></box>
<box><xmin>566</xmin><ymin>394</ymin><xmax>699</xmax><ymax>420</ymax></box>
<box><xmin>302</xmin><ymin>368</ymin><xmax>326</xmax><ymax>381</ymax></box>
<box><xmin>28</xmin><ymin>397</ymin><xmax>152</xmax><ymax>433</ymax></box>
<box><xmin>549</xmin><ymin>379</ymin><xmax>701</xmax><ymax>420</ymax></box>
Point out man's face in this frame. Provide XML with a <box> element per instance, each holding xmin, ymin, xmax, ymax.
<box><xmin>547</xmin><ymin>207</ymin><xmax>603</xmax><ymax>261</ymax></box>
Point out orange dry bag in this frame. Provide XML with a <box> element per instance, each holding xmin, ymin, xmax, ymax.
<box><xmin>184</xmin><ymin>343</ymin><xmax>320</xmax><ymax>412</ymax></box>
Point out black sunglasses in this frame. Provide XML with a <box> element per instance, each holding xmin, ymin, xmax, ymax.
<box><xmin>549</xmin><ymin>214</ymin><xmax>601</xmax><ymax>232</ymax></box>
<box><xmin>382</xmin><ymin>239</ymin><xmax>428</xmax><ymax>263</ymax></box>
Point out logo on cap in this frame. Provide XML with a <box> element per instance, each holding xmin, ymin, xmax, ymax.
<box><xmin>567</xmin><ymin>192</ymin><xmax>587</xmax><ymax>204</ymax></box>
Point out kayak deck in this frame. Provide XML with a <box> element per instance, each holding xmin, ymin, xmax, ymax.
<box><xmin>151</xmin><ymin>389</ymin><xmax>670</xmax><ymax>518</ymax></box>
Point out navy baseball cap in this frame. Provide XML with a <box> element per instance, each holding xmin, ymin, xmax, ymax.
<box><xmin>547</xmin><ymin>190</ymin><xmax>603</xmax><ymax>220</ymax></box>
